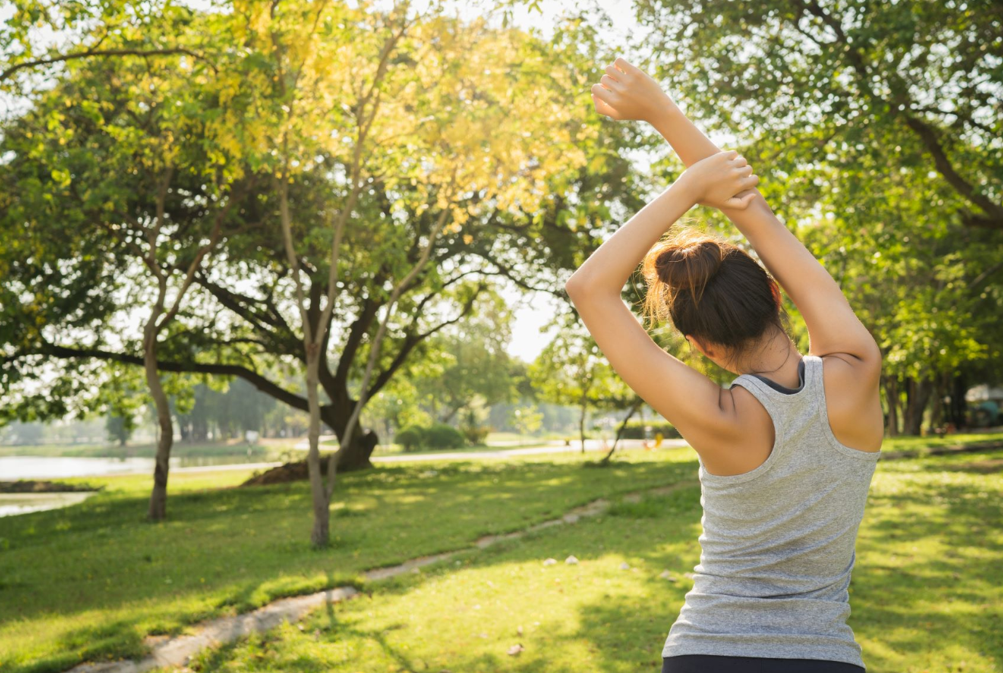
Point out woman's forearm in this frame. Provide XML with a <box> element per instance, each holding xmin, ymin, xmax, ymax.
<box><xmin>648</xmin><ymin>101</ymin><xmax>722</xmax><ymax>167</ymax></box>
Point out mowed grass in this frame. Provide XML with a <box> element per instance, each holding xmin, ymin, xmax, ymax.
<box><xmin>879</xmin><ymin>430</ymin><xmax>1003</xmax><ymax>454</ymax></box>
<box><xmin>186</xmin><ymin>450</ymin><xmax>1003</xmax><ymax>673</ymax></box>
<box><xmin>0</xmin><ymin>449</ymin><xmax>695</xmax><ymax>673</ymax></box>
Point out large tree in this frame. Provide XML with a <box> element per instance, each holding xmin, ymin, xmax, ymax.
<box><xmin>0</xmin><ymin>0</ymin><xmax>648</xmax><ymax>494</ymax></box>
<box><xmin>634</xmin><ymin>0</ymin><xmax>1003</xmax><ymax>433</ymax></box>
<box><xmin>0</xmin><ymin>1</ymin><xmax>251</xmax><ymax>519</ymax></box>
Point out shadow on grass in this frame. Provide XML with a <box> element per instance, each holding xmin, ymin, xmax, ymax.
<box><xmin>851</xmin><ymin>468</ymin><xmax>1003</xmax><ymax>671</ymax></box>
<box><xmin>184</xmin><ymin>484</ymin><xmax>703</xmax><ymax>673</ymax></box>
<box><xmin>0</xmin><ymin>454</ymin><xmax>695</xmax><ymax>673</ymax></box>
<box><xmin>186</xmin><ymin>459</ymin><xmax>1001</xmax><ymax>673</ymax></box>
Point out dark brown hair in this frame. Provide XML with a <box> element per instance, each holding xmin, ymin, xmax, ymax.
<box><xmin>641</xmin><ymin>228</ymin><xmax>789</xmax><ymax>361</ymax></box>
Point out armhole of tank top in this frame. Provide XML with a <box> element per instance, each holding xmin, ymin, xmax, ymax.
<box><xmin>702</xmin><ymin>377</ymin><xmax>785</xmax><ymax>484</ymax></box>
<box><xmin>810</xmin><ymin>355</ymin><xmax>882</xmax><ymax>461</ymax></box>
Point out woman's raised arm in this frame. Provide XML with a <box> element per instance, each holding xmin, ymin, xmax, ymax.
<box><xmin>592</xmin><ymin>57</ymin><xmax>881</xmax><ymax>367</ymax></box>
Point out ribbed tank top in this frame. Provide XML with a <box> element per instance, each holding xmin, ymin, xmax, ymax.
<box><xmin>662</xmin><ymin>354</ymin><xmax>881</xmax><ymax>668</ymax></box>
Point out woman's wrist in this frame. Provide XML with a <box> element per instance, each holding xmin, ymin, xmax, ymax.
<box><xmin>670</xmin><ymin>170</ymin><xmax>701</xmax><ymax>209</ymax></box>
<box><xmin>646</xmin><ymin>95</ymin><xmax>683</xmax><ymax>132</ymax></box>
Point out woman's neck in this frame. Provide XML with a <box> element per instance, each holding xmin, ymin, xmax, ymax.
<box><xmin>737</xmin><ymin>333</ymin><xmax>802</xmax><ymax>388</ymax></box>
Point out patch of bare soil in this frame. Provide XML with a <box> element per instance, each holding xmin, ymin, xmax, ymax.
<box><xmin>240</xmin><ymin>459</ymin><xmax>327</xmax><ymax>486</ymax></box>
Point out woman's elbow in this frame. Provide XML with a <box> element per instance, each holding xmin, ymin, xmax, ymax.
<box><xmin>564</xmin><ymin>271</ymin><xmax>592</xmax><ymax>299</ymax></box>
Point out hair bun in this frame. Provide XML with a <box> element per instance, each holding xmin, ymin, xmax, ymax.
<box><xmin>654</xmin><ymin>239</ymin><xmax>724</xmax><ymax>291</ymax></box>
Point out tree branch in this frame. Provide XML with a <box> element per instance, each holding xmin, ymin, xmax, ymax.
<box><xmin>365</xmin><ymin>281</ymin><xmax>488</xmax><ymax>400</ymax></box>
<box><xmin>21</xmin><ymin>344</ymin><xmax>308</xmax><ymax>412</ymax></box>
<box><xmin>0</xmin><ymin>47</ymin><xmax>217</xmax><ymax>84</ymax></box>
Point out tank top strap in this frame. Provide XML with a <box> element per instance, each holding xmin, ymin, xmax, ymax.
<box><xmin>728</xmin><ymin>355</ymin><xmax>815</xmax><ymax>406</ymax></box>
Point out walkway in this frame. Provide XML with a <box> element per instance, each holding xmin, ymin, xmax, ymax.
<box><xmin>292</xmin><ymin>436</ymin><xmax>691</xmax><ymax>463</ymax></box>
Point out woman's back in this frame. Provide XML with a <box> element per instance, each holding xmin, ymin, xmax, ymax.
<box><xmin>662</xmin><ymin>354</ymin><xmax>881</xmax><ymax>668</ymax></box>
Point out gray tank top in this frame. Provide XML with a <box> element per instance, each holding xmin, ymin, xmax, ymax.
<box><xmin>662</xmin><ymin>354</ymin><xmax>881</xmax><ymax>668</ymax></box>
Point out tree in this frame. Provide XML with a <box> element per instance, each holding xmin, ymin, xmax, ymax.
<box><xmin>412</xmin><ymin>289</ymin><xmax>518</xmax><ymax>424</ymax></box>
<box><xmin>632</xmin><ymin>0</ymin><xmax>1003</xmax><ymax>433</ymax></box>
<box><xmin>0</xmin><ymin>1</ymin><xmax>648</xmax><ymax>536</ymax></box>
<box><xmin>529</xmin><ymin>316</ymin><xmax>633</xmax><ymax>453</ymax></box>
<box><xmin>640</xmin><ymin>0</ymin><xmax>1003</xmax><ymax>229</ymax></box>
<box><xmin>0</xmin><ymin>2</ymin><xmax>251</xmax><ymax>518</ymax></box>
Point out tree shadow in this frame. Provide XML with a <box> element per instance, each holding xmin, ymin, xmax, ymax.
<box><xmin>189</xmin><ymin>465</ymin><xmax>1001</xmax><ymax>673</ymax></box>
<box><xmin>0</xmin><ymin>454</ymin><xmax>694</xmax><ymax>672</ymax></box>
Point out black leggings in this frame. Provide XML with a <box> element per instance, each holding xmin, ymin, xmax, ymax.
<box><xmin>662</xmin><ymin>655</ymin><xmax>866</xmax><ymax>673</ymax></box>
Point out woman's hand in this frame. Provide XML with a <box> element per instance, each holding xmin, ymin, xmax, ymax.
<box><xmin>680</xmin><ymin>150</ymin><xmax>760</xmax><ymax>210</ymax></box>
<box><xmin>590</xmin><ymin>57</ymin><xmax>673</xmax><ymax>123</ymax></box>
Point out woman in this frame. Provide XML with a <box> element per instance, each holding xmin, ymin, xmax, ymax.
<box><xmin>566</xmin><ymin>57</ymin><xmax>883</xmax><ymax>672</ymax></box>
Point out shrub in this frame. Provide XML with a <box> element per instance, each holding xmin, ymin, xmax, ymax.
<box><xmin>394</xmin><ymin>425</ymin><xmax>427</xmax><ymax>452</ymax></box>
<box><xmin>395</xmin><ymin>423</ymin><xmax>467</xmax><ymax>451</ymax></box>
<box><xmin>424</xmin><ymin>423</ymin><xmax>466</xmax><ymax>449</ymax></box>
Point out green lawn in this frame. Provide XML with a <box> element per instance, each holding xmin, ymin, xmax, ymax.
<box><xmin>186</xmin><ymin>449</ymin><xmax>1003</xmax><ymax>673</ymax></box>
<box><xmin>2</xmin><ymin>439</ymin><xmax>1000</xmax><ymax>673</ymax></box>
<box><xmin>363</xmin><ymin>431</ymin><xmax>578</xmax><ymax>456</ymax></box>
<box><xmin>878</xmin><ymin>430</ymin><xmax>1003</xmax><ymax>454</ymax></box>
<box><xmin>0</xmin><ymin>449</ymin><xmax>695</xmax><ymax>673</ymax></box>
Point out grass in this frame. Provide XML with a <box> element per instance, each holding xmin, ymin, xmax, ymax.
<box><xmin>879</xmin><ymin>430</ymin><xmax>1003</xmax><ymax>454</ymax></box>
<box><xmin>2</xmin><ymin>436</ymin><xmax>1001</xmax><ymax>673</ymax></box>
<box><xmin>184</xmin><ymin>449</ymin><xmax>1003</xmax><ymax>673</ymax></box>
<box><xmin>367</xmin><ymin>441</ymin><xmax>567</xmax><ymax>457</ymax></box>
<box><xmin>0</xmin><ymin>448</ymin><xmax>694</xmax><ymax>673</ymax></box>
<box><xmin>360</xmin><ymin>432</ymin><xmax>576</xmax><ymax>457</ymax></box>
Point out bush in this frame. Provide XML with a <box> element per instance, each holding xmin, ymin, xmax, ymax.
<box><xmin>395</xmin><ymin>423</ymin><xmax>467</xmax><ymax>451</ymax></box>
<box><xmin>394</xmin><ymin>425</ymin><xmax>427</xmax><ymax>452</ymax></box>
<box><xmin>424</xmin><ymin>423</ymin><xmax>466</xmax><ymax>449</ymax></box>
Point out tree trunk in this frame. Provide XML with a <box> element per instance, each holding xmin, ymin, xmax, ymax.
<box><xmin>947</xmin><ymin>370</ymin><xmax>969</xmax><ymax>431</ymax></box>
<box><xmin>144</xmin><ymin>322</ymin><xmax>173</xmax><ymax>522</ymax></box>
<box><xmin>883</xmin><ymin>375</ymin><xmax>900</xmax><ymax>437</ymax></box>
<box><xmin>305</xmin><ymin>350</ymin><xmax>330</xmax><ymax>548</ymax></box>
<box><xmin>322</xmin><ymin>400</ymin><xmax>378</xmax><ymax>472</ymax></box>
<box><xmin>929</xmin><ymin>371</ymin><xmax>947</xmax><ymax>431</ymax></box>
<box><xmin>601</xmin><ymin>399</ymin><xmax>642</xmax><ymax>463</ymax></box>
<box><xmin>440</xmin><ymin>405</ymin><xmax>462</xmax><ymax>425</ymax></box>
<box><xmin>579</xmin><ymin>394</ymin><xmax>587</xmax><ymax>454</ymax></box>
<box><xmin>903</xmin><ymin>376</ymin><xmax>934</xmax><ymax>436</ymax></box>
<box><xmin>335</xmin><ymin>428</ymin><xmax>379</xmax><ymax>471</ymax></box>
